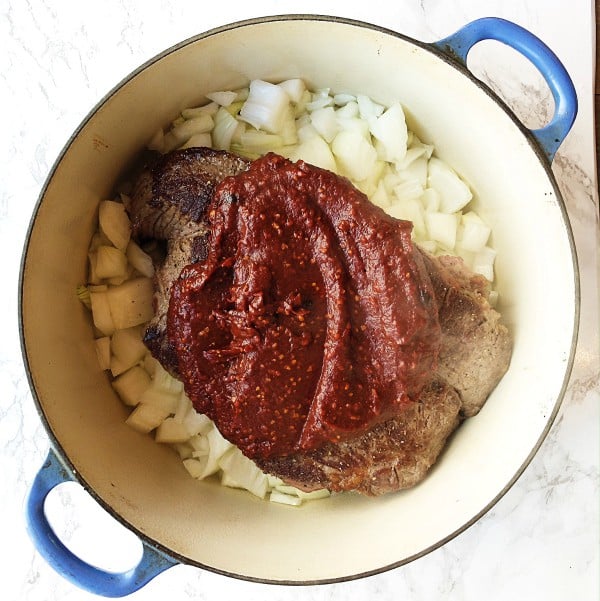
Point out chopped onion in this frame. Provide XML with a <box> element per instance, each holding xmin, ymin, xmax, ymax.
<box><xmin>333</xmin><ymin>92</ymin><xmax>356</xmax><ymax>106</ymax></box>
<box><xmin>387</xmin><ymin>198</ymin><xmax>426</xmax><ymax>239</ymax></box>
<box><xmin>110</xmin><ymin>326</ymin><xmax>147</xmax><ymax>374</ymax></box>
<box><xmin>99</xmin><ymin>200</ymin><xmax>131</xmax><ymax>251</ymax></box>
<box><xmin>370</xmin><ymin>180</ymin><xmax>391</xmax><ymax>208</ymax></box>
<box><xmin>219</xmin><ymin>449</ymin><xmax>269</xmax><ymax>499</ymax></box>
<box><xmin>89</xmin><ymin>289</ymin><xmax>114</xmax><ymax>336</ymax></box>
<box><xmin>422</xmin><ymin>188</ymin><xmax>441</xmax><ymax>212</ymax></box>
<box><xmin>425</xmin><ymin>212</ymin><xmax>459</xmax><ymax>250</ymax></box>
<box><xmin>126</xmin><ymin>403</ymin><xmax>170</xmax><ymax>434</ymax></box>
<box><xmin>394</xmin><ymin>180</ymin><xmax>425</xmax><ymax>202</ymax></box>
<box><xmin>472</xmin><ymin>246</ymin><xmax>497</xmax><ymax>281</ymax></box>
<box><xmin>137</xmin><ymin>386</ymin><xmax>179</xmax><ymax>415</ymax></box>
<box><xmin>206</xmin><ymin>90</ymin><xmax>238</xmax><ymax>106</ymax></box>
<box><xmin>336</xmin><ymin>115</ymin><xmax>370</xmax><ymax>138</ymax></box>
<box><xmin>239</xmin><ymin>80</ymin><xmax>289</xmax><ymax>133</ymax></box>
<box><xmin>306</xmin><ymin>88</ymin><xmax>333</xmax><ymax>111</ymax></box>
<box><xmin>155</xmin><ymin>417</ymin><xmax>192</xmax><ymax>444</ymax></box>
<box><xmin>95</xmin><ymin>246</ymin><xmax>128</xmax><ymax>280</ymax></box>
<box><xmin>356</xmin><ymin>94</ymin><xmax>384</xmax><ymax>121</ymax></box>
<box><xmin>180</xmin><ymin>132</ymin><xmax>212</xmax><ymax>149</ymax></box>
<box><xmin>106</xmin><ymin>277</ymin><xmax>154</xmax><ymax>330</ymax></box>
<box><xmin>239</xmin><ymin>130</ymin><xmax>284</xmax><ymax>153</ymax></box>
<box><xmin>335</xmin><ymin>100</ymin><xmax>359</xmax><ymax>119</ymax></box>
<box><xmin>125</xmin><ymin>240</ymin><xmax>155</xmax><ymax>278</ymax></box>
<box><xmin>192</xmin><ymin>427</ymin><xmax>233</xmax><ymax>479</ymax></box>
<box><xmin>331</xmin><ymin>129</ymin><xmax>377</xmax><ymax>181</ymax></box>
<box><xmin>269</xmin><ymin>490</ymin><xmax>303</xmax><ymax>506</ymax></box>
<box><xmin>212</xmin><ymin>107</ymin><xmax>241</xmax><ymax>151</ymax></box>
<box><xmin>183</xmin><ymin>458</ymin><xmax>206</xmax><ymax>479</ymax></box>
<box><xmin>369</xmin><ymin>102</ymin><xmax>408</xmax><ymax>164</ymax></box>
<box><xmin>309</xmin><ymin>106</ymin><xmax>339</xmax><ymax>143</ymax></box>
<box><xmin>427</xmin><ymin>157</ymin><xmax>472</xmax><ymax>214</ymax></box>
<box><xmin>288</xmin><ymin>135</ymin><xmax>337</xmax><ymax>173</ymax></box>
<box><xmin>457</xmin><ymin>215</ymin><xmax>491</xmax><ymax>253</ymax></box>
<box><xmin>277</xmin><ymin>78</ymin><xmax>306</xmax><ymax>103</ymax></box>
<box><xmin>94</xmin><ymin>336</ymin><xmax>111</xmax><ymax>371</ymax></box>
<box><xmin>296</xmin><ymin>116</ymin><xmax>319</xmax><ymax>142</ymax></box>
<box><xmin>112</xmin><ymin>366</ymin><xmax>151</xmax><ymax>407</ymax></box>
<box><xmin>182</xmin><ymin>102</ymin><xmax>219</xmax><ymax>120</ymax></box>
<box><xmin>397</xmin><ymin>156</ymin><xmax>428</xmax><ymax>187</ymax></box>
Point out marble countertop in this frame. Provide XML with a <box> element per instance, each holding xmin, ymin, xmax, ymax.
<box><xmin>2</xmin><ymin>1</ymin><xmax>598</xmax><ymax>599</ymax></box>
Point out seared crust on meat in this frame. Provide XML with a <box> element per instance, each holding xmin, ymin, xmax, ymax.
<box><xmin>125</xmin><ymin>148</ymin><xmax>249</xmax><ymax>372</ymax></box>
<box><xmin>419</xmin><ymin>252</ymin><xmax>512</xmax><ymax>417</ymax></box>
<box><xmin>255</xmin><ymin>379</ymin><xmax>461</xmax><ymax>496</ymax></box>
<box><xmin>127</xmin><ymin>147</ymin><xmax>249</xmax><ymax>241</ymax></box>
<box><xmin>126</xmin><ymin>148</ymin><xmax>512</xmax><ymax>496</ymax></box>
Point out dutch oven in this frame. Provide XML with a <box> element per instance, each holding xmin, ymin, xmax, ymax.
<box><xmin>20</xmin><ymin>15</ymin><xmax>578</xmax><ymax>596</ymax></box>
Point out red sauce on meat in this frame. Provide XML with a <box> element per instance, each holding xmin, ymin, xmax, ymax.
<box><xmin>168</xmin><ymin>153</ymin><xmax>441</xmax><ymax>459</ymax></box>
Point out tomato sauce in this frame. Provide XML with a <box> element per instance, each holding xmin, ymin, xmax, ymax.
<box><xmin>168</xmin><ymin>153</ymin><xmax>441</xmax><ymax>459</ymax></box>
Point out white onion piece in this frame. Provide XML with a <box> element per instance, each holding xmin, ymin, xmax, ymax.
<box><xmin>212</xmin><ymin>107</ymin><xmax>240</xmax><ymax>151</ymax></box>
<box><xmin>99</xmin><ymin>200</ymin><xmax>131</xmax><ymax>251</ymax></box>
<box><xmin>331</xmin><ymin>129</ymin><xmax>377</xmax><ymax>181</ymax></box>
<box><xmin>422</xmin><ymin>188</ymin><xmax>441</xmax><ymax>212</ymax></box>
<box><xmin>306</xmin><ymin>88</ymin><xmax>333</xmax><ymax>111</ymax></box>
<box><xmin>182</xmin><ymin>102</ymin><xmax>219</xmax><ymax>120</ymax></box>
<box><xmin>219</xmin><ymin>449</ymin><xmax>269</xmax><ymax>499</ymax></box>
<box><xmin>95</xmin><ymin>246</ymin><xmax>128</xmax><ymax>280</ymax></box>
<box><xmin>369</xmin><ymin>102</ymin><xmax>408</xmax><ymax>163</ymax></box>
<box><xmin>335</xmin><ymin>100</ymin><xmax>359</xmax><ymax>118</ymax></box>
<box><xmin>371</xmin><ymin>180</ymin><xmax>391</xmax><ymax>208</ymax></box>
<box><xmin>427</xmin><ymin>157</ymin><xmax>472</xmax><ymax>214</ymax></box>
<box><xmin>277</xmin><ymin>78</ymin><xmax>306</xmax><ymax>103</ymax></box>
<box><xmin>333</xmin><ymin>92</ymin><xmax>356</xmax><ymax>106</ymax></box>
<box><xmin>155</xmin><ymin>417</ymin><xmax>192</xmax><ymax>444</ymax></box>
<box><xmin>206</xmin><ymin>90</ymin><xmax>237</xmax><ymax>106</ymax></box>
<box><xmin>126</xmin><ymin>403</ymin><xmax>170</xmax><ymax>434</ymax></box>
<box><xmin>336</xmin><ymin>115</ymin><xmax>370</xmax><ymax>138</ymax></box>
<box><xmin>89</xmin><ymin>289</ymin><xmax>114</xmax><ymax>336</ymax></box>
<box><xmin>356</xmin><ymin>94</ymin><xmax>384</xmax><ymax>120</ymax></box>
<box><xmin>180</xmin><ymin>132</ymin><xmax>212</xmax><ymax>150</ymax></box>
<box><xmin>95</xmin><ymin>336</ymin><xmax>111</xmax><ymax>371</ymax></box>
<box><xmin>269</xmin><ymin>490</ymin><xmax>303</xmax><ymax>506</ymax></box>
<box><xmin>458</xmin><ymin>218</ymin><xmax>492</xmax><ymax>253</ymax></box>
<box><xmin>240</xmin><ymin>80</ymin><xmax>289</xmax><ymax>133</ymax></box>
<box><xmin>425</xmin><ymin>212</ymin><xmax>459</xmax><ymax>250</ymax></box>
<box><xmin>289</xmin><ymin>135</ymin><xmax>338</xmax><ymax>173</ymax></box>
<box><xmin>472</xmin><ymin>246</ymin><xmax>497</xmax><ymax>281</ymax></box>
<box><xmin>387</xmin><ymin>198</ymin><xmax>426</xmax><ymax>239</ymax></box>
<box><xmin>310</xmin><ymin>106</ymin><xmax>339</xmax><ymax>143</ymax></box>
<box><xmin>125</xmin><ymin>240</ymin><xmax>154</xmax><ymax>278</ymax></box>
<box><xmin>398</xmin><ymin>156</ymin><xmax>428</xmax><ymax>187</ymax></box>
<box><xmin>112</xmin><ymin>366</ymin><xmax>151</xmax><ymax>407</ymax></box>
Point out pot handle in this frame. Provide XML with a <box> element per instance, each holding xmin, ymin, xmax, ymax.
<box><xmin>25</xmin><ymin>448</ymin><xmax>178</xmax><ymax>597</ymax></box>
<box><xmin>431</xmin><ymin>17</ymin><xmax>577</xmax><ymax>162</ymax></box>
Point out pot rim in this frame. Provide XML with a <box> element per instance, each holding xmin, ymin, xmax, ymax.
<box><xmin>19</xmin><ymin>13</ymin><xmax>581</xmax><ymax>585</ymax></box>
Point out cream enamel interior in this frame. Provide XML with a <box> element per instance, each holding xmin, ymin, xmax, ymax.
<box><xmin>21</xmin><ymin>18</ymin><xmax>577</xmax><ymax>583</ymax></box>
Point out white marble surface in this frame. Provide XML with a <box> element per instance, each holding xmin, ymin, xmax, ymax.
<box><xmin>2</xmin><ymin>1</ymin><xmax>598</xmax><ymax>599</ymax></box>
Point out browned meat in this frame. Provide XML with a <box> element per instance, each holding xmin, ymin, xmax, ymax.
<box><xmin>123</xmin><ymin>148</ymin><xmax>249</xmax><ymax>371</ymax></box>
<box><xmin>256</xmin><ymin>379</ymin><xmax>461</xmax><ymax>495</ymax></box>
<box><xmin>126</xmin><ymin>147</ymin><xmax>511</xmax><ymax>496</ymax></box>
<box><xmin>421</xmin><ymin>252</ymin><xmax>512</xmax><ymax>417</ymax></box>
<box><xmin>256</xmin><ymin>253</ymin><xmax>511</xmax><ymax>495</ymax></box>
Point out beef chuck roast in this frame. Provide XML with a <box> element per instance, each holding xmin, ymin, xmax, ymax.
<box><xmin>125</xmin><ymin>147</ymin><xmax>249</xmax><ymax>373</ymax></box>
<box><xmin>124</xmin><ymin>147</ymin><xmax>512</xmax><ymax>496</ymax></box>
